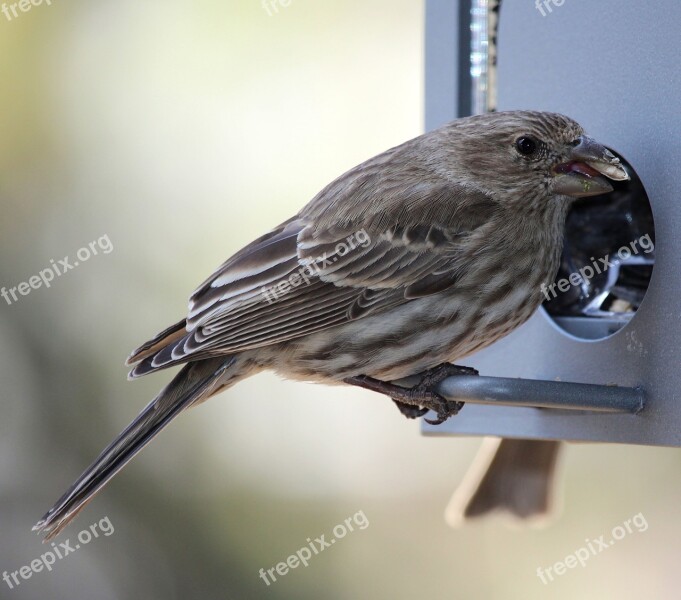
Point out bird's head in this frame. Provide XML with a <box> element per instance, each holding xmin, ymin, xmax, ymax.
<box><xmin>444</xmin><ymin>110</ymin><xmax>629</xmax><ymax>205</ymax></box>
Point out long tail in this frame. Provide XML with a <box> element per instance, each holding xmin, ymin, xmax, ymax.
<box><xmin>445</xmin><ymin>438</ymin><xmax>562</xmax><ymax>526</ymax></box>
<box><xmin>33</xmin><ymin>356</ymin><xmax>239</xmax><ymax>541</ymax></box>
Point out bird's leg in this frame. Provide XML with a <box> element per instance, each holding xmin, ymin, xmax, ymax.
<box><xmin>344</xmin><ymin>371</ymin><xmax>462</xmax><ymax>424</ymax></box>
<box><xmin>344</xmin><ymin>363</ymin><xmax>478</xmax><ymax>425</ymax></box>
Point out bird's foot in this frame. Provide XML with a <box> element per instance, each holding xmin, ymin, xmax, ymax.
<box><xmin>392</xmin><ymin>400</ymin><xmax>429</xmax><ymax>419</ymax></box>
<box><xmin>344</xmin><ymin>363</ymin><xmax>478</xmax><ymax>425</ymax></box>
<box><xmin>410</xmin><ymin>363</ymin><xmax>478</xmax><ymax>424</ymax></box>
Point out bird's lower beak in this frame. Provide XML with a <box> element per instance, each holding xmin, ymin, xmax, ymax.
<box><xmin>552</xmin><ymin>136</ymin><xmax>630</xmax><ymax>198</ymax></box>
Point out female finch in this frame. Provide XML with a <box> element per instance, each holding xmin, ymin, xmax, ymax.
<box><xmin>35</xmin><ymin>110</ymin><xmax>628</xmax><ymax>539</ymax></box>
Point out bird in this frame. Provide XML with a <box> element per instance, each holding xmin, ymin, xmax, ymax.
<box><xmin>33</xmin><ymin>110</ymin><xmax>629</xmax><ymax>540</ymax></box>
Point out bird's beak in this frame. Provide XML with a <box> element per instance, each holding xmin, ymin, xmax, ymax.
<box><xmin>552</xmin><ymin>136</ymin><xmax>630</xmax><ymax>198</ymax></box>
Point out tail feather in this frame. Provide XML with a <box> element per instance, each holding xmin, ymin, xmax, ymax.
<box><xmin>33</xmin><ymin>356</ymin><xmax>235</xmax><ymax>541</ymax></box>
<box><xmin>125</xmin><ymin>319</ymin><xmax>187</xmax><ymax>367</ymax></box>
<box><xmin>445</xmin><ymin>438</ymin><xmax>562</xmax><ymax>526</ymax></box>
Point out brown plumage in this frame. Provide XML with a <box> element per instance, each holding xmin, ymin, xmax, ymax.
<box><xmin>34</xmin><ymin>111</ymin><xmax>628</xmax><ymax>539</ymax></box>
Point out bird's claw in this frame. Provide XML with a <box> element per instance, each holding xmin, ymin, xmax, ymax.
<box><xmin>393</xmin><ymin>400</ymin><xmax>429</xmax><ymax>419</ymax></box>
<box><xmin>395</xmin><ymin>363</ymin><xmax>478</xmax><ymax>424</ymax></box>
<box><xmin>423</xmin><ymin>399</ymin><xmax>464</xmax><ymax>425</ymax></box>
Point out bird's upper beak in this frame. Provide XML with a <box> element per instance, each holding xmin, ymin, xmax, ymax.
<box><xmin>552</xmin><ymin>136</ymin><xmax>630</xmax><ymax>198</ymax></box>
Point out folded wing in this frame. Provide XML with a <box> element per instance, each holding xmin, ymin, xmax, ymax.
<box><xmin>127</xmin><ymin>178</ymin><xmax>498</xmax><ymax>378</ymax></box>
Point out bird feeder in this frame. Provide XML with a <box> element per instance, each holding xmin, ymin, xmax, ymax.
<box><xmin>422</xmin><ymin>0</ymin><xmax>676</xmax><ymax>445</ymax></box>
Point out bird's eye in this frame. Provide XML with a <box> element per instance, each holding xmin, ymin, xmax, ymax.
<box><xmin>515</xmin><ymin>136</ymin><xmax>538</xmax><ymax>156</ymax></box>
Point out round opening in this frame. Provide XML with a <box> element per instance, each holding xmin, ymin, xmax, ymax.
<box><xmin>541</xmin><ymin>150</ymin><xmax>655</xmax><ymax>341</ymax></box>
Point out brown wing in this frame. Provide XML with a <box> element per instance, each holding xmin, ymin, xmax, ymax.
<box><xmin>127</xmin><ymin>179</ymin><xmax>498</xmax><ymax>378</ymax></box>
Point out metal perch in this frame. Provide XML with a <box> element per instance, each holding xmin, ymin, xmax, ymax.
<box><xmin>435</xmin><ymin>375</ymin><xmax>645</xmax><ymax>414</ymax></box>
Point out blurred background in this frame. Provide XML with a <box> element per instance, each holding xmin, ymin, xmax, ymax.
<box><xmin>1</xmin><ymin>1</ymin><xmax>680</xmax><ymax>598</ymax></box>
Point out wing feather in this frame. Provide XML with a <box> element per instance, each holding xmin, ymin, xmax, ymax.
<box><xmin>128</xmin><ymin>168</ymin><xmax>498</xmax><ymax>378</ymax></box>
